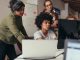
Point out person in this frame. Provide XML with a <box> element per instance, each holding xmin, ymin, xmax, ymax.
<box><xmin>34</xmin><ymin>12</ymin><xmax>57</xmax><ymax>40</ymax></box>
<box><xmin>66</xmin><ymin>14</ymin><xmax>77</xmax><ymax>20</ymax></box>
<box><xmin>0</xmin><ymin>0</ymin><xmax>28</xmax><ymax>60</ymax></box>
<box><xmin>43</xmin><ymin>0</ymin><xmax>60</xmax><ymax>37</ymax></box>
<box><xmin>43</xmin><ymin>0</ymin><xmax>59</xmax><ymax>27</ymax></box>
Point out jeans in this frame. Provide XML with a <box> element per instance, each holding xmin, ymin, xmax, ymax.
<box><xmin>0</xmin><ymin>40</ymin><xmax>17</xmax><ymax>60</ymax></box>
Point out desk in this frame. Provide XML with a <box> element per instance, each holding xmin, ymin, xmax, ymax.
<box><xmin>14</xmin><ymin>49</ymin><xmax>64</xmax><ymax>60</ymax></box>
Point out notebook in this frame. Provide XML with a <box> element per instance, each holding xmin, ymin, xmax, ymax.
<box><xmin>22</xmin><ymin>40</ymin><xmax>58</xmax><ymax>59</ymax></box>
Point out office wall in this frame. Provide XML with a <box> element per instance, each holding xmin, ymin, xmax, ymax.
<box><xmin>0</xmin><ymin>0</ymin><xmax>10</xmax><ymax>21</ymax></box>
<box><xmin>52</xmin><ymin>0</ymin><xmax>65</xmax><ymax>10</ymax></box>
<box><xmin>22</xmin><ymin>3</ymin><xmax>38</xmax><ymax>37</ymax></box>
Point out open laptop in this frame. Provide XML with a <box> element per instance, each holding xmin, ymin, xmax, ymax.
<box><xmin>64</xmin><ymin>39</ymin><xmax>80</xmax><ymax>60</ymax></box>
<box><xmin>22</xmin><ymin>39</ymin><xmax>58</xmax><ymax>59</ymax></box>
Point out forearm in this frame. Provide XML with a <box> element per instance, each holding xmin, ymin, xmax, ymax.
<box><xmin>7</xmin><ymin>17</ymin><xmax>25</xmax><ymax>44</ymax></box>
<box><xmin>20</xmin><ymin>26</ymin><xmax>29</xmax><ymax>39</ymax></box>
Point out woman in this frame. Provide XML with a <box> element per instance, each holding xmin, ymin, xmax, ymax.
<box><xmin>0</xmin><ymin>0</ymin><xmax>28</xmax><ymax>60</ymax></box>
<box><xmin>34</xmin><ymin>12</ymin><xmax>56</xmax><ymax>40</ymax></box>
<box><xmin>43</xmin><ymin>0</ymin><xmax>59</xmax><ymax>37</ymax></box>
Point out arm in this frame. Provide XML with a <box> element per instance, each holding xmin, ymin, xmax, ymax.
<box><xmin>19</xmin><ymin>18</ymin><xmax>29</xmax><ymax>39</ymax></box>
<box><xmin>7</xmin><ymin>16</ymin><xmax>25</xmax><ymax>44</ymax></box>
<box><xmin>20</xmin><ymin>26</ymin><xmax>29</xmax><ymax>39</ymax></box>
<box><xmin>20</xmin><ymin>25</ymin><xmax>28</xmax><ymax>36</ymax></box>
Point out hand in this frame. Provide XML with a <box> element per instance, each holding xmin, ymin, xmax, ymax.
<box><xmin>25</xmin><ymin>35</ymin><xmax>29</xmax><ymax>39</ymax></box>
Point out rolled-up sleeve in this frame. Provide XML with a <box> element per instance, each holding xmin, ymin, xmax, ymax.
<box><xmin>7</xmin><ymin>16</ymin><xmax>25</xmax><ymax>44</ymax></box>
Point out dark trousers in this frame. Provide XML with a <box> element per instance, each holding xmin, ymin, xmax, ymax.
<box><xmin>0</xmin><ymin>41</ymin><xmax>17</xmax><ymax>60</ymax></box>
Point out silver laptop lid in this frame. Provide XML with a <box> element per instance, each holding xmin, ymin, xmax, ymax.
<box><xmin>22</xmin><ymin>40</ymin><xmax>57</xmax><ymax>59</ymax></box>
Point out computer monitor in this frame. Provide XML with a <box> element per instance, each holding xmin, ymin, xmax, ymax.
<box><xmin>57</xmin><ymin>19</ymin><xmax>79</xmax><ymax>49</ymax></box>
<box><xmin>64</xmin><ymin>39</ymin><xmax>80</xmax><ymax>60</ymax></box>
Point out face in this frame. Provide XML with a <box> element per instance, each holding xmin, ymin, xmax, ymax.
<box><xmin>45</xmin><ymin>1</ymin><xmax>53</xmax><ymax>12</ymax></box>
<box><xmin>15</xmin><ymin>6</ymin><xmax>25</xmax><ymax>16</ymax></box>
<box><xmin>41</xmin><ymin>20</ymin><xmax>50</xmax><ymax>31</ymax></box>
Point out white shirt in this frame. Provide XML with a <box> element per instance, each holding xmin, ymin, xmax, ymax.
<box><xmin>34</xmin><ymin>30</ymin><xmax>57</xmax><ymax>40</ymax></box>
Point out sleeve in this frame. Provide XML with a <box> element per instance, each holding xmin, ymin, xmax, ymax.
<box><xmin>20</xmin><ymin>25</ymin><xmax>29</xmax><ymax>39</ymax></box>
<box><xmin>34</xmin><ymin>31</ymin><xmax>42</xmax><ymax>40</ymax></box>
<box><xmin>20</xmin><ymin>25</ymin><xmax>27</xmax><ymax>36</ymax></box>
<box><xmin>7</xmin><ymin>16</ymin><xmax>25</xmax><ymax>44</ymax></box>
<box><xmin>19</xmin><ymin>18</ymin><xmax>29</xmax><ymax>39</ymax></box>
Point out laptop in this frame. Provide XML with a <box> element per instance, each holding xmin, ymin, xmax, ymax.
<box><xmin>22</xmin><ymin>39</ymin><xmax>58</xmax><ymax>59</ymax></box>
<box><xmin>64</xmin><ymin>39</ymin><xmax>80</xmax><ymax>60</ymax></box>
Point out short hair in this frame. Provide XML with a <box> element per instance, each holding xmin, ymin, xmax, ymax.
<box><xmin>35</xmin><ymin>12</ymin><xmax>53</xmax><ymax>29</ymax></box>
<box><xmin>9</xmin><ymin>0</ymin><xmax>25</xmax><ymax>12</ymax></box>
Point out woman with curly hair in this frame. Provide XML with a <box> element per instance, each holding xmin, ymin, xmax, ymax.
<box><xmin>34</xmin><ymin>12</ymin><xmax>57</xmax><ymax>40</ymax></box>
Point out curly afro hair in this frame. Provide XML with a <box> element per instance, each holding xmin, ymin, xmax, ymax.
<box><xmin>35</xmin><ymin>12</ymin><xmax>53</xmax><ymax>29</ymax></box>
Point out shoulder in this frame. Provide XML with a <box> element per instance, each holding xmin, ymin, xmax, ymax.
<box><xmin>48</xmin><ymin>30</ymin><xmax>54</xmax><ymax>33</ymax></box>
<box><xmin>3</xmin><ymin>12</ymin><xmax>13</xmax><ymax>20</ymax></box>
<box><xmin>34</xmin><ymin>30</ymin><xmax>42</xmax><ymax>36</ymax></box>
<box><xmin>34</xmin><ymin>30</ymin><xmax>42</xmax><ymax>40</ymax></box>
<box><xmin>5</xmin><ymin>12</ymin><xmax>16</xmax><ymax>26</ymax></box>
<box><xmin>48</xmin><ymin>30</ymin><xmax>56</xmax><ymax>35</ymax></box>
<box><xmin>6</xmin><ymin>12</ymin><xmax>16</xmax><ymax>23</ymax></box>
<box><xmin>1</xmin><ymin>12</ymin><xmax>14</xmax><ymax>22</ymax></box>
<box><xmin>48</xmin><ymin>30</ymin><xmax>57</xmax><ymax>39</ymax></box>
<box><xmin>48</xmin><ymin>30</ymin><xmax>56</xmax><ymax>36</ymax></box>
<box><xmin>8</xmin><ymin>12</ymin><xmax>15</xmax><ymax>19</ymax></box>
<box><xmin>49</xmin><ymin>30</ymin><xmax>57</xmax><ymax>35</ymax></box>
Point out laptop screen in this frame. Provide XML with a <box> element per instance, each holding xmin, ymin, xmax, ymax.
<box><xmin>64</xmin><ymin>39</ymin><xmax>80</xmax><ymax>60</ymax></box>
